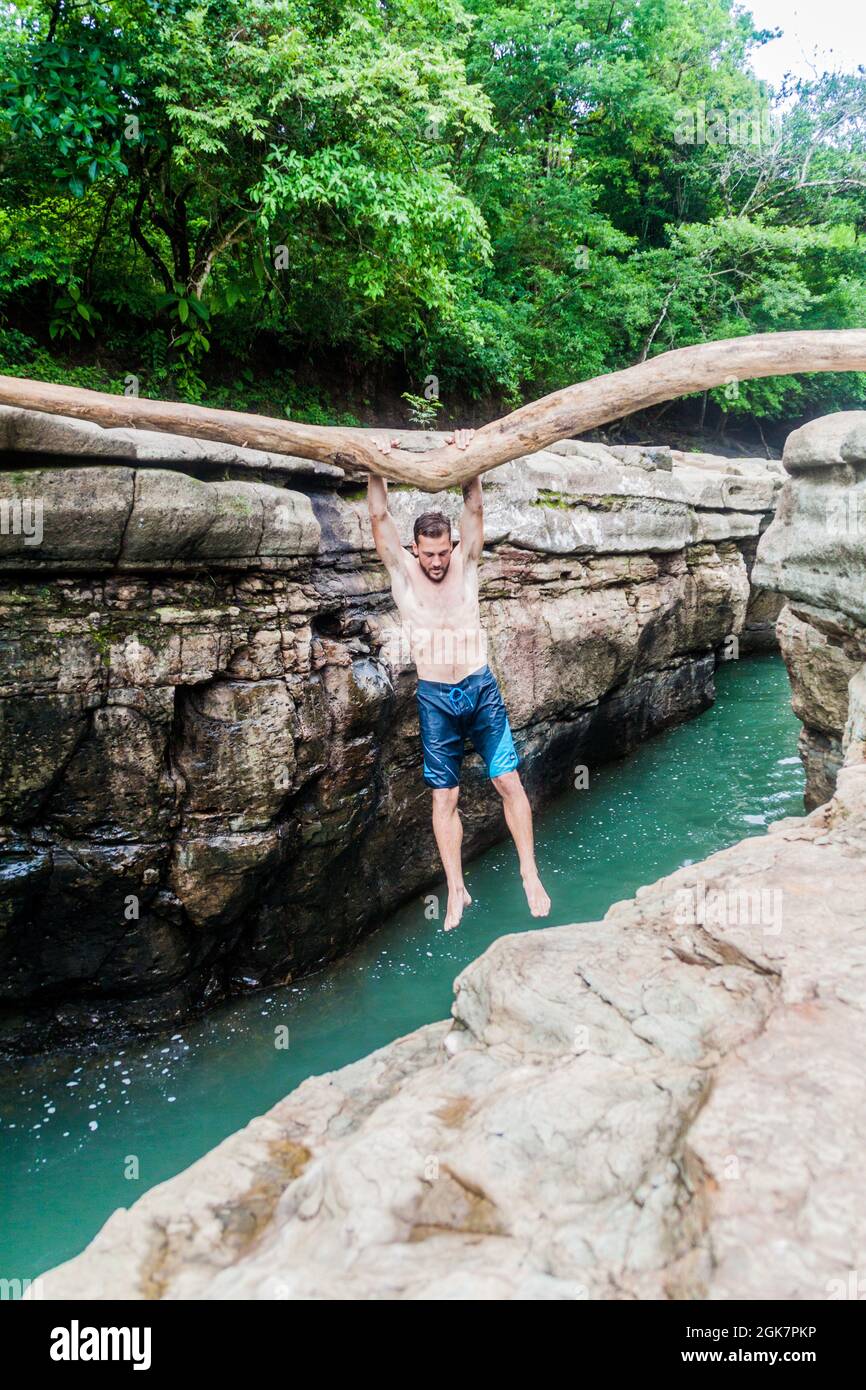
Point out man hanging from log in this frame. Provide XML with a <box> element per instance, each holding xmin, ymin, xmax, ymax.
<box><xmin>368</xmin><ymin>430</ymin><xmax>551</xmax><ymax>932</ymax></box>
<box><xmin>5</xmin><ymin>331</ymin><xmax>866</xmax><ymax>924</ymax></box>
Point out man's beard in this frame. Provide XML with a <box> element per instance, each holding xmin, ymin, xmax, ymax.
<box><xmin>423</xmin><ymin>564</ymin><xmax>448</xmax><ymax>583</ymax></box>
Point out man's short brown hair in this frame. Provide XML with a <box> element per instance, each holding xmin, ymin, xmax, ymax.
<box><xmin>413</xmin><ymin>511</ymin><xmax>452</xmax><ymax>544</ymax></box>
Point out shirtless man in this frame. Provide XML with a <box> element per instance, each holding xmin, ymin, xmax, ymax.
<box><xmin>368</xmin><ymin>429</ymin><xmax>551</xmax><ymax>931</ymax></box>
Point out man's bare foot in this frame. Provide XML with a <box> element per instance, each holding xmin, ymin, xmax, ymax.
<box><xmin>443</xmin><ymin>886</ymin><xmax>472</xmax><ymax>931</ymax></box>
<box><xmin>447</xmin><ymin>428</ymin><xmax>475</xmax><ymax>450</ymax></box>
<box><xmin>522</xmin><ymin>870</ymin><xmax>551</xmax><ymax>918</ymax></box>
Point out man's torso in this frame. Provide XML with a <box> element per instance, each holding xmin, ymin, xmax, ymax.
<box><xmin>392</xmin><ymin>541</ymin><xmax>487</xmax><ymax>682</ymax></box>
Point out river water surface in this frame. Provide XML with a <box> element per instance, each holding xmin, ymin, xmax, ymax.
<box><xmin>0</xmin><ymin>653</ymin><xmax>805</xmax><ymax>1288</ymax></box>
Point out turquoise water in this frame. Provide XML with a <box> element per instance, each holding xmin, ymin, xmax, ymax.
<box><xmin>0</xmin><ymin>654</ymin><xmax>804</xmax><ymax>1288</ymax></box>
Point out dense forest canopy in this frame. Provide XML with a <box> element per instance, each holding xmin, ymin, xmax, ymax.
<box><xmin>1</xmin><ymin>0</ymin><xmax>865</xmax><ymax>431</ymax></box>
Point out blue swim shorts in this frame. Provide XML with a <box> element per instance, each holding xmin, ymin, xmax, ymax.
<box><xmin>416</xmin><ymin>663</ymin><xmax>520</xmax><ymax>789</ymax></box>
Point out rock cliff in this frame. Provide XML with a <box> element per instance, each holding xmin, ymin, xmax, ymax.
<box><xmin>1</xmin><ymin>408</ymin><xmax>781</xmax><ymax>1054</ymax></box>
<box><xmin>754</xmin><ymin>412</ymin><xmax>866</xmax><ymax>806</ymax></box>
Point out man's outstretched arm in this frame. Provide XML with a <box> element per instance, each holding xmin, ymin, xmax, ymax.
<box><xmin>367</xmin><ymin>445</ymin><xmax>410</xmax><ymax>587</ymax></box>
<box><xmin>460</xmin><ymin>472</ymin><xmax>483</xmax><ymax>563</ymax></box>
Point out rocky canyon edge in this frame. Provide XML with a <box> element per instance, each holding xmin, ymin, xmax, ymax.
<box><xmin>7</xmin><ymin>408</ymin><xmax>866</xmax><ymax>1299</ymax></box>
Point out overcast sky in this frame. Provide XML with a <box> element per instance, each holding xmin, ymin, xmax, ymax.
<box><xmin>740</xmin><ymin>0</ymin><xmax>865</xmax><ymax>87</ymax></box>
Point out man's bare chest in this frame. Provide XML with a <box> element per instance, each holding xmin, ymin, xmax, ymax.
<box><xmin>399</xmin><ymin>561</ymin><xmax>478</xmax><ymax>626</ymax></box>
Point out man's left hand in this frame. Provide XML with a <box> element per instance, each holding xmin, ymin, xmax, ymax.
<box><xmin>448</xmin><ymin>428</ymin><xmax>475</xmax><ymax>451</ymax></box>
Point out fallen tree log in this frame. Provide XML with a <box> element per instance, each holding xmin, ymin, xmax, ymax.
<box><xmin>2</xmin><ymin>329</ymin><xmax>866</xmax><ymax>491</ymax></box>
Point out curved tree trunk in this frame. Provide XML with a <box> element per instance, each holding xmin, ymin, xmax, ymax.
<box><xmin>2</xmin><ymin>329</ymin><xmax>866</xmax><ymax>491</ymax></box>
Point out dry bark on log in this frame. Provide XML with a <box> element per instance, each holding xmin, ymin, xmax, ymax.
<box><xmin>2</xmin><ymin>330</ymin><xmax>866</xmax><ymax>491</ymax></box>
